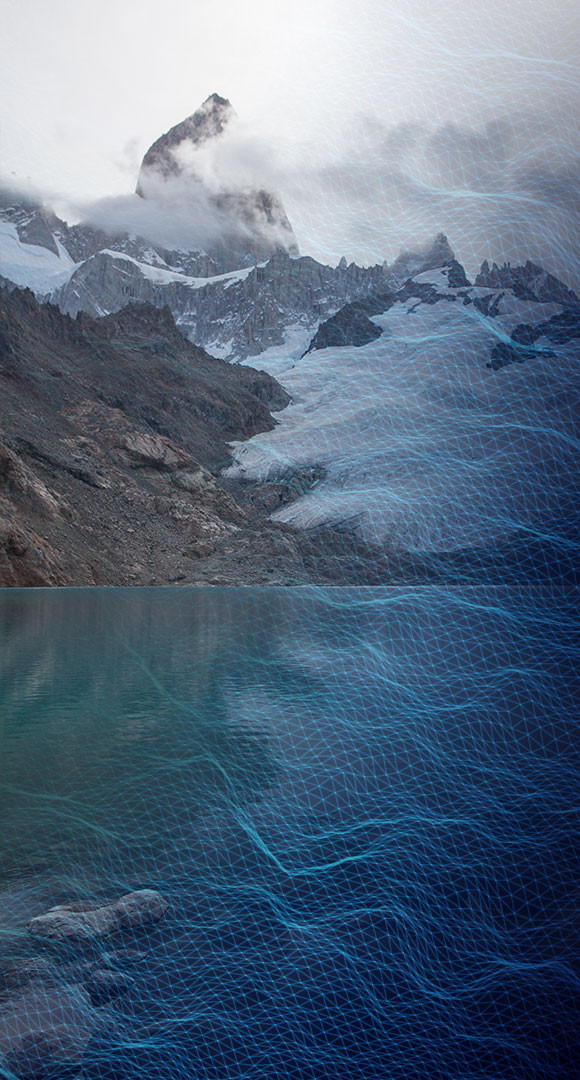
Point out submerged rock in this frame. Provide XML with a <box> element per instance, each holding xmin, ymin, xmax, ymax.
<box><xmin>0</xmin><ymin>958</ymin><xmax>55</xmax><ymax>994</ymax></box>
<box><xmin>0</xmin><ymin>982</ymin><xmax>104</xmax><ymax>1079</ymax></box>
<box><xmin>83</xmin><ymin>968</ymin><xmax>135</xmax><ymax>1007</ymax></box>
<box><xmin>26</xmin><ymin>890</ymin><xmax>169</xmax><ymax>945</ymax></box>
<box><xmin>0</xmin><ymin>890</ymin><xmax>170</xmax><ymax>1078</ymax></box>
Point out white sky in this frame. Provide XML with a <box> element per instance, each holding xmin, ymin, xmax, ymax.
<box><xmin>1</xmin><ymin>0</ymin><xmax>579</xmax><ymax>268</ymax></box>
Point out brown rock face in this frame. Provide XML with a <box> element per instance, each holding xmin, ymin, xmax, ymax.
<box><xmin>0</xmin><ymin>521</ymin><xmax>68</xmax><ymax>587</ymax></box>
<box><xmin>122</xmin><ymin>431</ymin><xmax>196</xmax><ymax>471</ymax></box>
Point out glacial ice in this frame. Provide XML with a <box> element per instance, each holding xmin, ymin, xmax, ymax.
<box><xmin>226</xmin><ymin>291</ymin><xmax>578</xmax><ymax>552</ymax></box>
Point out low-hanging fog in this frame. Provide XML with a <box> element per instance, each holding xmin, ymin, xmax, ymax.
<box><xmin>1</xmin><ymin>0</ymin><xmax>579</xmax><ymax>281</ymax></box>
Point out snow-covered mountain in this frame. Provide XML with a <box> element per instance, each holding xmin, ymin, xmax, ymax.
<box><xmin>54</xmin><ymin>247</ymin><xmax>395</xmax><ymax>360</ymax></box>
<box><xmin>0</xmin><ymin>96</ymin><xmax>475</xmax><ymax>362</ymax></box>
<box><xmin>0</xmin><ymin>186</ymin><xmax>379</xmax><ymax>359</ymax></box>
<box><xmin>0</xmin><ymin>170</ymin><xmax>460</xmax><ymax>361</ymax></box>
<box><xmin>0</xmin><ymin>191</ymin><xmax>78</xmax><ymax>293</ymax></box>
<box><xmin>1</xmin><ymin>96</ymin><xmax>579</xmax><ymax>577</ymax></box>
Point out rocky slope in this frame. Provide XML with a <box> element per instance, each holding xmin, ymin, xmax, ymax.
<box><xmin>0</xmin><ymin>283</ymin><xmax>409</xmax><ymax>587</ymax></box>
<box><xmin>0</xmin><ymin>285</ymin><xmax>290</xmax><ymax>586</ymax></box>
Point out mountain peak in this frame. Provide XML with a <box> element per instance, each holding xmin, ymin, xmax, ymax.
<box><xmin>390</xmin><ymin>233</ymin><xmax>455</xmax><ymax>279</ymax></box>
<box><xmin>135</xmin><ymin>96</ymin><xmax>299</xmax><ymax>269</ymax></box>
<box><xmin>204</xmin><ymin>92</ymin><xmax>231</xmax><ymax>108</ymax></box>
<box><xmin>137</xmin><ymin>95</ymin><xmax>236</xmax><ymax>191</ymax></box>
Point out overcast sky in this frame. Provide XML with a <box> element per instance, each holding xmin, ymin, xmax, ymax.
<box><xmin>1</xmin><ymin>0</ymin><xmax>579</xmax><ymax>273</ymax></box>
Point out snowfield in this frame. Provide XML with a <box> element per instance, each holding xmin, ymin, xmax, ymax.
<box><xmin>0</xmin><ymin>220</ymin><xmax>77</xmax><ymax>292</ymax></box>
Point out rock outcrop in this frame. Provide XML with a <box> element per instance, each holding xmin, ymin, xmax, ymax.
<box><xmin>475</xmin><ymin>258</ymin><xmax>578</xmax><ymax>306</ymax></box>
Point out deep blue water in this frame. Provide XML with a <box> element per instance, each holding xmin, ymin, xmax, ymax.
<box><xmin>0</xmin><ymin>587</ymin><xmax>578</xmax><ymax>1079</ymax></box>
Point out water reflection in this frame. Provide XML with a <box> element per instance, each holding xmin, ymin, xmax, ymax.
<box><xmin>0</xmin><ymin>589</ymin><xmax>291</xmax><ymax>897</ymax></box>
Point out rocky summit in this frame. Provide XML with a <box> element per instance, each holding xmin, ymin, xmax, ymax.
<box><xmin>136</xmin><ymin>93</ymin><xmax>299</xmax><ymax>270</ymax></box>
<box><xmin>137</xmin><ymin>94</ymin><xmax>236</xmax><ymax>187</ymax></box>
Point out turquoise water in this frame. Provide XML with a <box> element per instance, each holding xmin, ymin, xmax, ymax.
<box><xmin>0</xmin><ymin>587</ymin><xmax>578</xmax><ymax>1078</ymax></box>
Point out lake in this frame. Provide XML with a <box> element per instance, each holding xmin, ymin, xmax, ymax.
<box><xmin>0</xmin><ymin>586</ymin><xmax>578</xmax><ymax>1078</ymax></box>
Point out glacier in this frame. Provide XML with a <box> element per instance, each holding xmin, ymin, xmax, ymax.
<box><xmin>227</xmin><ymin>267</ymin><xmax>579</xmax><ymax>553</ymax></box>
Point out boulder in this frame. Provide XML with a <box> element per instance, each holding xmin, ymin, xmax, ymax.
<box><xmin>26</xmin><ymin>890</ymin><xmax>169</xmax><ymax>946</ymax></box>
<box><xmin>122</xmin><ymin>432</ymin><xmax>193</xmax><ymax>471</ymax></box>
<box><xmin>111</xmin><ymin>890</ymin><xmax>169</xmax><ymax>930</ymax></box>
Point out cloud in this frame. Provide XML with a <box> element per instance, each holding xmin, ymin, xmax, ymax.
<box><xmin>113</xmin><ymin>138</ymin><xmax>142</xmax><ymax>180</ymax></box>
<box><xmin>77</xmin><ymin>185</ymin><xmax>249</xmax><ymax>253</ymax></box>
<box><xmin>7</xmin><ymin>98</ymin><xmax>579</xmax><ymax>287</ymax></box>
<box><xmin>284</xmin><ymin>109</ymin><xmax>580</xmax><ymax>285</ymax></box>
<box><xmin>66</xmin><ymin>116</ymin><xmax>296</xmax><ymax>257</ymax></box>
<box><xmin>166</xmin><ymin>116</ymin><xmax>283</xmax><ymax>194</ymax></box>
